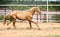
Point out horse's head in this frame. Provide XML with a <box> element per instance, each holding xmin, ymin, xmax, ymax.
<box><xmin>29</xmin><ymin>6</ymin><xmax>41</xmax><ymax>15</ymax></box>
<box><xmin>34</xmin><ymin>6</ymin><xmax>41</xmax><ymax>13</ymax></box>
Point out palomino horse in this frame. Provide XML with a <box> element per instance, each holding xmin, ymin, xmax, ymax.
<box><xmin>3</xmin><ymin>6</ymin><xmax>41</xmax><ymax>30</ymax></box>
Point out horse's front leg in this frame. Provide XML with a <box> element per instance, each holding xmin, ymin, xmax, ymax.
<box><xmin>31</xmin><ymin>21</ymin><xmax>40</xmax><ymax>30</ymax></box>
<box><xmin>29</xmin><ymin>21</ymin><xmax>32</xmax><ymax>29</ymax></box>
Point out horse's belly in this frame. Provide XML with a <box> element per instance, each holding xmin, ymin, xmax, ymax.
<box><xmin>17</xmin><ymin>17</ymin><xmax>26</xmax><ymax>20</ymax></box>
<box><xmin>16</xmin><ymin>15</ymin><xmax>26</xmax><ymax>20</ymax></box>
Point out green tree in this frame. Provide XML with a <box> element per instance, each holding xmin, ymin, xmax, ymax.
<box><xmin>49</xmin><ymin>6</ymin><xmax>60</xmax><ymax>11</ymax></box>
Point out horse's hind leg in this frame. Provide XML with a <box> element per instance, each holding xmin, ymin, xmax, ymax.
<box><xmin>7</xmin><ymin>19</ymin><xmax>12</xmax><ymax>25</ymax></box>
<box><xmin>29</xmin><ymin>21</ymin><xmax>32</xmax><ymax>29</ymax></box>
<box><xmin>12</xmin><ymin>19</ymin><xmax>16</xmax><ymax>29</ymax></box>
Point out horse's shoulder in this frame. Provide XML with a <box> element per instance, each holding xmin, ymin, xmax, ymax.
<box><xmin>9</xmin><ymin>11</ymin><xmax>17</xmax><ymax>15</ymax></box>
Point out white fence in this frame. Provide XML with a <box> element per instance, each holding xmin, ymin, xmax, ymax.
<box><xmin>0</xmin><ymin>10</ymin><xmax>60</xmax><ymax>23</ymax></box>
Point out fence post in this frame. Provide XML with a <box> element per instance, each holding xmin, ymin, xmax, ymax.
<box><xmin>37</xmin><ymin>13</ymin><xmax>38</xmax><ymax>23</ymax></box>
<box><xmin>4</xmin><ymin>9</ymin><xmax>6</xmax><ymax>16</ymax></box>
<box><xmin>40</xmin><ymin>12</ymin><xmax>41</xmax><ymax>23</ymax></box>
<box><xmin>43</xmin><ymin>14</ymin><xmax>46</xmax><ymax>23</ymax></box>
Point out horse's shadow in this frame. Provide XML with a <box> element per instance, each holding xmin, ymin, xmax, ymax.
<box><xmin>0</xmin><ymin>27</ymin><xmax>37</xmax><ymax>30</ymax></box>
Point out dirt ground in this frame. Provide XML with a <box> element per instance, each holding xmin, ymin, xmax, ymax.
<box><xmin>0</xmin><ymin>22</ymin><xmax>60</xmax><ymax>37</ymax></box>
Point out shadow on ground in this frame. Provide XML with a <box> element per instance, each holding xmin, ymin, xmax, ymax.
<box><xmin>0</xmin><ymin>27</ymin><xmax>39</xmax><ymax>30</ymax></box>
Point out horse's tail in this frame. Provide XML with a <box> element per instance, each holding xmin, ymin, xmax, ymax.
<box><xmin>3</xmin><ymin>13</ymin><xmax>9</xmax><ymax>25</ymax></box>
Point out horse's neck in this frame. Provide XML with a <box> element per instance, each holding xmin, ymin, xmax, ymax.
<box><xmin>29</xmin><ymin>8</ymin><xmax>35</xmax><ymax>15</ymax></box>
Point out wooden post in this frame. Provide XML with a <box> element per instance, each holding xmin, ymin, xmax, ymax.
<box><xmin>4</xmin><ymin>9</ymin><xmax>6</xmax><ymax>16</ymax></box>
<box><xmin>44</xmin><ymin>14</ymin><xmax>46</xmax><ymax>20</ymax></box>
<box><xmin>37</xmin><ymin>13</ymin><xmax>38</xmax><ymax>23</ymax></box>
<box><xmin>40</xmin><ymin>12</ymin><xmax>41</xmax><ymax>23</ymax></box>
<box><xmin>43</xmin><ymin>14</ymin><xmax>46</xmax><ymax>23</ymax></box>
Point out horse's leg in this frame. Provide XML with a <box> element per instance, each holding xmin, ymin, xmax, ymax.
<box><xmin>30</xmin><ymin>21</ymin><xmax>40</xmax><ymax>30</ymax></box>
<box><xmin>12</xmin><ymin>19</ymin><xmax>16</xmax><ymax>29</ymax></box>
<box><xmin>27</xmin><ymin>17</ymin><xmax>40</xmax><ymax>30</ymax></box>
<box><xmin>12</xmin><ymin>15</ymin><xmax>16</xmax><ymax>29</ymax></box>
<box><xmin>29</xmin><ymin>21</ymin><xmax>32</xmax><ymax>29</ymax></box>
<box><xmin>7</xmin><ymin>18</ymin><xmax>12</xmax><ymax>25</ymax></box>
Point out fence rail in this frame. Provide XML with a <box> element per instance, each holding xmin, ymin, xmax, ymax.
<box><xmin>0</xmin><ymin>4</ymin><xmax>60</xmax><ymax>6</ymax></box>
<box><xmin>0</xmin><ymin>10</ymin><xmax>60</xmax><ymax>23</ymax></box>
